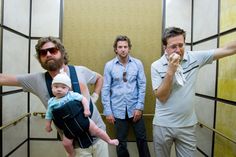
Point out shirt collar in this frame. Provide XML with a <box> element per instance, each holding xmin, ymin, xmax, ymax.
<box><xmin>115</xmin><ymin>55</ymin><xmax>132</xmax><ymax>64</ymax></box>
<box><xmin>182</xmin><ymin>51</ymin><xmax>188</xmax><ymax>62</ymax></box>
<box><xmin>159</xmin><ymin>54</ymin><xmax>168</xmax><ymax>66</ymax></box>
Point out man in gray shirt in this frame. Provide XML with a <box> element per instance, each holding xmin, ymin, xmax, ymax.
<box><xmin>0</xmin><ymin>36</ymin><xmax>109</xmax><ymax>157</ymax></box>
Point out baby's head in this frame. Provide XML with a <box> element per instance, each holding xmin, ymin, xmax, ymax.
<box><xmin>52</xmin><ymin>73</ymin><xmax>71</xmax><ymax>98</ymax></box>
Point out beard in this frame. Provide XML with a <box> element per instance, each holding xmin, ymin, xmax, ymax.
<box><xmin>40</xmin><ymin>57</ymin><xmax>64</xmax><ymax>71</ymax></box>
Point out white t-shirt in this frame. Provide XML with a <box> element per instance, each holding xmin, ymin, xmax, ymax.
<box><xmin>151</xmin><ymin>50</ymin><xmax>214</xmax><ymax>127</ymax></box>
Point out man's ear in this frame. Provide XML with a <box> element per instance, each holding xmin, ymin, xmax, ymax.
<box><xmin>163</xmin><ymin>45</ymin><xmax>167</xmax><ymax>50</ymax></box>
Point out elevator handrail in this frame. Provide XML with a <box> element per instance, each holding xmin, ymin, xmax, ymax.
<box><xmin>141</xmin><ymin>114</ymin><xmax>236</xmax><ymax>145</ymax></box>
<box><xmin>198</xmin><ymin>122</ymin><xmax>236</xmax><ymax>145</ymax></box>
<box><xmin>0</xmin><ymin>112</ymin><xmax>46</xmax><ymax>131</ymax></box>
<box><xmin>144</xmin><ymin>114</ymin><xmax>236</xmax><ymax>145</ymax></box>
<box><xmin>0</xmin><ymin>113</ymin><xmax>31</xmax><ymax>130</ymax></box>
<box><xmin>32</xmin><ymin>112</ymin><xmax>46</xmax><ymax>118</ymax></box>
<box><xmin>1</xmin><ymin>112</ymin><xmax>236</xmax><ymax>145</ymax></box>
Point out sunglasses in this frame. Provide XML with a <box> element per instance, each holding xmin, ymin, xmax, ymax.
<box><xmin>39</xmin><ymin>47</ymin><xmax>58</xmax><ymax>57</ymax></box>
<box><xmin>123</xmin><ymin>72</ymin><xmax>127</xmax><ymax>82</ymax></box>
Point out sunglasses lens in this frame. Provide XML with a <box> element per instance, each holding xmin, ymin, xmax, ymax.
<box><xmin>49</xmin><ymin>48</ymin><xmax>58</xmax><ymax>55</ymax></box>
<box><xmin>39</xmin><ymin>47</ymin><xmax>58</xmax><ymax>57</ymax></box>
<box><xmin>39</xmin><ymin>49</ymin><xmax>47</xmax><ymax>56</ymax></box>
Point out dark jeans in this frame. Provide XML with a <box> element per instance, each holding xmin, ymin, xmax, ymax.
<box><xmin>114</xmin><ymin>116</ymin><xmax>150</xmax><ymax>157</ymax></box>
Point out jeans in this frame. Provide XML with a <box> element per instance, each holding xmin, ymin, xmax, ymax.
<box><xmin>115</xmin><ymin>117</ymin><xmax>150</xmax><ymax>157</ymax></box>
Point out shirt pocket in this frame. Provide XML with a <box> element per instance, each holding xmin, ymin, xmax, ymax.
<box><xmin>157</xmin><ymin>70</ymin><xmax>175</xmax><ymax>86</ymax></box>
<box><xmin>111</xmin><ymin>72</ymin><xmax>121</xmax><ymax>85</ymax></box>
<box><xmin>158</xmin><ymin>71</ymin><xmax>166</xmax><ymax>79</ymax></box>
<box><xmin>128</xmin><ymin>71</ymin><xmax>138</xmax><ymax>82</ymax></box>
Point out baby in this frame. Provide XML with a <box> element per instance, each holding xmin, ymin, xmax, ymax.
<box><xmin>45</xmin><ymin>72</ymin><xmax>119</xmax><ymax>157</ymax></box>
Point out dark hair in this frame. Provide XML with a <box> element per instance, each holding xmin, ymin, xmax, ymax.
<box><xmin>35</xmin><ymin>36</ymin><xmax>69</xmax><ymax>64</ymax></box>
<box><xmin>162</xmin><ymin>27</ymin><xmax>186</xmax><ymax>46</ymax></box>
<box><xmin>113</xmin><ymin>35</ymin><xmax>132</xmax><ymax>52</ymax></box>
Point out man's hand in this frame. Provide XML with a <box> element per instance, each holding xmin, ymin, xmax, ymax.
<box><xmin>133</xmin><ymin>109</ymin><xmax>142</xmax><ymax>122</ymax></box>
<box><xmin>168</xmin><ymin>53</ymin><xmax>180</xmax><ymax>74</ymax></box>
<box><xmin>91</xmin><ymin>92</ymin><xmax>99</xmax><ymax>103</ymax></box>
<box><xmin>106</xmin><ymin>115</ymin><xmax>115</xmax><ymax>124</ymax></box>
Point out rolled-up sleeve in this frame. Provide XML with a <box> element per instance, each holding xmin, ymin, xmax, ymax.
<box><xmin>136</xmin><ymin>61</ymin><xmax>146</xmax><ymax>110</ymax></box>
<box><xmin>101</xmin><ymin>63</ymin><xmax>113</xmax><ymax>116</ymax></box>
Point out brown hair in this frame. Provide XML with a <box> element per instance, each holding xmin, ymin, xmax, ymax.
<box><xmin>35</xmin><ymin>36</ymin><xmax>69</xmax><ymax>64</ymax></box>
<box><xmin>162</xmin><ymin>27</ymin><xmax>186</xmax><ymax>46</ymax></box>
<box><xmin>113</xmin><ymin>35</ymin><xmax>132</xmax><ymax>52</ymax></box>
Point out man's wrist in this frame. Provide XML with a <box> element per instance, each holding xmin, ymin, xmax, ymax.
<box><xmin>135</xmin><ymin>109</ymin><xmax>143</xmax><ymax>112</ymax></box>
<box><xmin>91</xmin><ymin>92</ymin><xmax>99</xmax><ymax>103</ymax></box>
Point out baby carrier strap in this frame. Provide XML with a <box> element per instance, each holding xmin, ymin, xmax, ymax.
<box><xmin>68</xmin><ymin>65</ymin><xmax>81</xmax><ymax>93</ymax></box>
<box><xmin>45</xmin><ymin>65</ymin><xmax>93</xmax><ymax>117</ymax></box>
<box><xmin>68</xmin><ymin>65</ymin><xmax>93</xmax><ymax>116</ymax></box>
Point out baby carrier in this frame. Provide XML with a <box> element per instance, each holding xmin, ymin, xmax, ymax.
<box><xmin>45</xmin><ymin>65</ymin><xmax>94</xmax><ymax>148</ymax></box>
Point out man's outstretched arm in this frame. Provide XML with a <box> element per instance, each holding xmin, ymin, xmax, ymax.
<box><xmin>0</xmin><ymin>74</ymin><xmax>20</xmax><ymax>86</ymax></box>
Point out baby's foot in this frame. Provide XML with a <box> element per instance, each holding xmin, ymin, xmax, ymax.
<box><xmin>109</xmin><ymin>139</ymin><xmax>119</xmax><ymax>146</ymax></box>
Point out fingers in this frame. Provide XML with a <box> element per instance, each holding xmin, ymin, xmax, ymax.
<box><xmin>168</xmin><ymin>53</ymin><xmax>180</xmax><ymax>73</ymax></box>
<box><xmin>91</xmin><ymin>92</ymin><xmax>99</xmax><ymax>103</ymax></box>
<box><xmin>133</xmin><ymin>110</ymin><xmax>142</xmax><ymax>122</ymax></box>
<box><xmin>107</xmin><ymin>119</ymin><xmax>114</xmax><ymax>124</ymax></box>
<box><xmin>133</xmin><ymin>114</ymin><xmax>141</xmax><ymax>122</ymax></box>
<box><xmin>169</xmin><ymin>53</ymin><xmax>180</xmax><ymax>63</ymax></box>
<box><xmin>106</xmin><ymin>115</ymin><xmax>115</xmax><ymax>124</ymax></box>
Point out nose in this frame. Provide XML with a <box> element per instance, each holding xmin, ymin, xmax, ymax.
<box><xmin>45</xmin><ymin>50</ymin><xmax>52</xmax><ymax>56</ymax></box>
<box><xmin>56</xmin><ymin>88</ymin><xmax>62</xmax><ymax>92</ymax></box>
<box><xmin>176</xmin><ymin>46</ymin><xmax>180</xmax><ymax>52</ymax></box>
<box><xmin>121</xmin><ymin>47</ymin><xmax>126</xmax><ymax>51</ymax></box>
<box><xmin>174</xmin><ymin>46</ymin><xmax>181</xmax><ymax>53</ymax></box>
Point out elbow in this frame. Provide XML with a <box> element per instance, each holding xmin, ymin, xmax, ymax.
<box><xmin>155</xmin><ymin>93</ymin><xmax>169</xmax><ymax>103</ymax></box>
<box><xmin>97</xmin><ymin>73</ymin><xmax>103</xmax><ymax>81</ymax></box>
<box><xmin>154</xmin><ymin>89</ymin><xmax>170</xmax><ymax>103</ymax></box>
<box><xmin>157</xmin><ymin>96</ymin><xmax>168</xmax><ymax>103</ymax></box>
<box><xmin>97</xmin><ymin>75</ymin><xmax>104</xmax><ymax>86</ymax></box>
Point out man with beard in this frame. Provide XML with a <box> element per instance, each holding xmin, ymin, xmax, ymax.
<box><xmin>0</xmin><ymin>36</ymin><xmax>109</xmax><ymax>157</ymax></box>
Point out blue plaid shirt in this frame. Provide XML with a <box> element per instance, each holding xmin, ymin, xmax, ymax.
<box><xmin>102</xmin><ymin>56</ymin><xmax>146</xmax><ymax>119</ymax></box>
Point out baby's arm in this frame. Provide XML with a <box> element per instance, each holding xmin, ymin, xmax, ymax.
<box><xmin>45</xmin><ymin>120</ymin><xmax>53</xmax><ymax>132</ymax></box>
<box><xmin>81</xmin><ymin>96</ymin><xmax>91</xmax><ymax>117</ymax></box>
<box><xmin>45</xmin><ymin>99</ymin><xmax>54</xmax><ymax>132</ymax></box>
